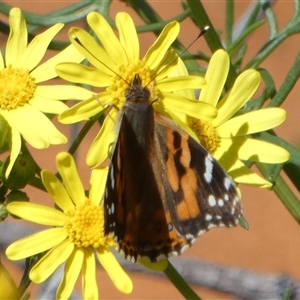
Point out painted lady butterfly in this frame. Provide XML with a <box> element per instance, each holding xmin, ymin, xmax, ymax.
<box><xmin>104</xmin><ymin>74</ymin><xmax>243</xmax><ymax>262</ymax></box>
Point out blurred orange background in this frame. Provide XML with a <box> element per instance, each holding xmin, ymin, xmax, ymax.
<box><xmin>1</xmin><ymin>1</ymin><xmax>300</xmax><ymax>299</ymax></box>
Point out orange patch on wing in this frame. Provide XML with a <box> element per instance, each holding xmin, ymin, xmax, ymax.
<box><xmin>166</xmin><ymin>153</ymin><xmax>179</xmax><ymax>192</ymax></box>
<box><xmin>179</xmin><ymin>136</ymin><xmax>191</xmax><ymax>167</ymax></box>
<box><xmin>176</xmin><ymin>168</ymin><xmax>200</xmax><ymax>220</ymax></box>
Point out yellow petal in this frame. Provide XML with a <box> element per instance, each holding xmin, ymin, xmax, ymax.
<box><xmin>116</xmin><ymin>12</ymin><xmax>139</xmax><ymax>64</ymax></box>
<box><xmin>6</xmin><ymin>228</ymin><xmax>67</xmax><ymax>260</ymax></box>
<box><xmin>82</xmin><ymin>248</ymin><xmax>98</xmax><ymax>300</ymax></box>
<box><xmin>214</xmin><ymin>69</ymin><xmax>261</xmax><ymax>127</ymax></box>
<box><xmin>166</xmin><ymin>56</ymin><xmax>196</xmax><ymax>99</ymax></box>
<box><xmin>31</xmin><ymin>44</ymin><xmax>84</xmax><ymax>83</ymax></box>
<box><xmin>5</xmin><ymin>125</ymin><xmax>21</xmax><ymax>178</ymax></box>
<box><xmin>56</xmin><ymin>62</ymin><xmax>112</xmax><ymax>87</ymax></box>
<box><xmin>89</xmin><ymin>167</ymin><xmax>109</xmax><ymax>206</ymax></box>
<box><xmin>19</xmin><ymin>23</ymin><xmax>64</xmax><ymax>71</ymax></box>
<box><xmin>57</xmin><ymin>248</ymin><xmax>84</xmax><ymax>299</ymax></box>
<box><xmin>58</xmin><ymin>93</ymin><xmax>110</xmax><ymax>124</ymax></box>
<box><xmin>7</xmin><ymin>202</ymin><xmax>66</xmax><ymax>225</ymax></box>
<box><xmin>30</xmin><ymin>239</ymin><xmax>74</xmax><ymax>283</ymax></box>
<box><xmin>4</xmin><ymin>105</ymin><xmax>67</xmax><ymax>148</ymax></box>
<box><xmin>229</xmin><ymin>166</ymin><xmax>272</xmax><ymax>187</ymax></box>
<box><xmin>157</xmin><ymin>75</ymin><xmax>206</xmax><ymax>92</ymax></box>
<box><xmin>41</xmin><ymin>170</ymin><xmax>74</xmax><ymax>212</ymax></box>
<box><xmin>233</xmin><ymin>137</ymin><xmax>290</xmax><ymax>163</ymax></box>
<box><xmin>87</xmin><ymin>12</ymin><xmax>127</xmax><ymax>65</ymax></box>
<box><xmin>36</xmin><ymin>85</ymin><xmax>94</xmax><ymax>100</ymax></box>
<box><xmin>154</xmin><ymin>49</ymin><xmax>179</xmax><ymax>80</ymax></box>
<box><xmin>199</xmin><ymin>49</ymin><xmax>229</xmax><ymax>106</ymax></box>
<box><xmin>30</xmin><ymin>96</ymin><xmax>68</xmax><ymax>114</ymax></box>
<box><xmin>87</xmin><ymin>108</ymin><xmax>119</xmax><ymax>168</ymax></box>
<box><xmin>215</xmin><ymin>150</ymin><xmax>272</xmax><ymax>187</ymax></box>
<box><xmin>144</xmin><ymin>21</ymin><xmax>180</xmax><ymax>69</ymax></box>
<box><xmin>97</xmin><ymin>249</ymin><xmax>133</xmax><ymax>294</ymax></box>
<box><xmin>56</xmin><ymin>152</ymin><xmax>85</xmax><ymax>206</ymax></box>
<box><xmin>161</xmin><ymin>94</ymin><xmax>217</xmax><ymax>120</ymax></box>
<box><xmin>68</xmin><ymin>27</ymin><xmax>116</xmax><ymax>75</ymax></box>
<box><xmin>6</xmin><ymin>8</ymin><xmax>27</xmax><ymax>67</ymax></box>
<box><xmin>217</xmin><ymin>108</ymin><xmax>287</xmax><ymax>137</ymax></box>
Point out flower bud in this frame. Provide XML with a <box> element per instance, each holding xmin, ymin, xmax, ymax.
<box><xmin>2</xmin><ymin>154</ymin><xmax>36</xmax><ymax>189</ymax></box>
<box><xmin>0</xmin><ymin>204</ymin><xmax>8</xmax><ymax>221</ymax></box>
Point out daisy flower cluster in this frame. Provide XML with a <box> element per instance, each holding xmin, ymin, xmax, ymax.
<box><xmin>1</xmin><ymin>6</ymin><xmax>290</xmax><ymax>300</ymax></box>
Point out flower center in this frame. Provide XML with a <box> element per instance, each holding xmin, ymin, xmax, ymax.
<box><xmin>107</xmin><ymin>61</ymin><xmax>158</xmax><ymax>106</ymax></box>
<box><xmin>188</xmin><ymin>117</ymin><xmax>220</xmax><ymax>154</ymax></box>
<box><xmin>66</xmin><ymin>198</ymin><xmax>115</xmax><ymax>249</ymax></box>
<box><xmin>0</xmin><ymin>66</ymin><xmax>36</xmax><ymax>110</ymax></box>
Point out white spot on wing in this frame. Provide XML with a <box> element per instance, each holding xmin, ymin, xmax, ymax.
<box><xmin>218</xmin><ymin>199</ymin><xmax>224</xmax><ymax>207</ymax></box>
<box><xmin>205</xmin><ymin>214</ymin><xmax>212</xmax><ymax>221</ymax></box>
<box><xmin>204</xmin><ymin>154</ymin><xmax>213</xmax><ymax>183</ymax></box>
<box><xmin>180</xmin><ymin>244</ymin><xmax>190</xmax><ymax>254</ymax></box>
<box><xmin>110</xmin><ymin>166</ymin><xmax>115</xmax><ymax>188</ymax></box>
<box><xmin>197</xmin><ymin>229</ymin><xmax>206</xmax><ymax>237</ymax></box>
<box><xmin>208</xmin><ymin>195</ymin><xmax>216</xmax><ymax>207</ymax></box>
<box><xmin>207</xmin><ymin>223</ymin><xmax>217</xmax><ymax>230</ymax></box>
<box><xmin>224</xmin><ymin>177</ymin><xmax>232</xmax><ymax>190</ymax></box>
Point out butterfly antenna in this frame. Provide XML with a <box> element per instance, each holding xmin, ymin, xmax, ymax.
<box><xmin>145</xmin><ymin>25</ymin><xmax>210</xmax><ymax>88</ymax></box>
<box><xmin>71</xmin><ymin>35</ymin><xmax>131</xmax><ymax>86</ymax></box>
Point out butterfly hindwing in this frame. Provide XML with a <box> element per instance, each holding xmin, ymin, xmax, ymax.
<box><xmin>154</xmin><ymin>112</ymin><xmax>242</xmax><ymax>239</ymax></box>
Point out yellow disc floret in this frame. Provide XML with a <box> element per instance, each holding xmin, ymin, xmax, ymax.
<box><xmin>66</xmin><ymin>198</ymin><xmax>115</xmax><ymax>249</ymax></box>
<box><xmin>0</xmin><ymin>66</ymin><xmax>36</xmax><ymax>110</ymax></box>
<box><xmin>107</xmin><ymin>61</ymin><xmax>158</xmax><ymax>106</ymax></box>
<box><xmin>188</xmin><ymin>117</ymin><xmax>221</xmax><ymax>154</ymax></box>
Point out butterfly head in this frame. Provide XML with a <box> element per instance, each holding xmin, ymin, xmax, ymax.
<box><xmin>124</xmin><ymin>74</ymin><xmax>151</xmax><ymax>104</ymax></box>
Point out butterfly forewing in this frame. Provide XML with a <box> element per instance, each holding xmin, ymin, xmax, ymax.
<box><xmin>104</xmin><ymin>74</ymin><xmax>243</xmax><ymax>262</ymax></box>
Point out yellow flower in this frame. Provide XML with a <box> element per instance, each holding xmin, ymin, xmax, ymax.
<box><xmin>187</xmin><ymin>49</ymin><xmax>290</xmax><ymax>187</ymax></box>
<box><xmin>5</xmin><ymin>152</ymin><xmax>132</xmax><ymax>299</ymax></box>
<box><xmin>56</xmin><ymin>12</ymin><xmax>216</xmax><ymax>168</ymax></box>
<box><xmin>1</xmin><ymin>8</ymin><xmax>93</xmax><ymax>177</ymax></box>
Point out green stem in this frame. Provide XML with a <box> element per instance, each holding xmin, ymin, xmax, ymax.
<box><xmin>18</xmin><ymin>253</ymin><xmax>44</xmax><ymax>299</ymax></box>
<box><xmin>0</xmin><ymin>1</ymin><xmax>98</xmax><ymax>26</ymax></box>
<box><xmin>225</xmin><ymin>0</ymin><xmax>234</xmax><ymax>48</ymax></box>
<box><xmin>29</xmin><ymin>176</ymin><xmax>46</xmax><ymax>192</ymax></box>
<box><xmin>245</xmin><ymin>24</ymin><xmax>300</xmax><ymax>68</ymax></box>
<box><xmin>258</xmin><ymin>164</ymin><xmax>300</xmax><ymax>224</ymax></box>
<box><xmin>164</xmin><ymin>260</ymin><xmax>201</xmax><ymax>299</ymax></box>
<box><xmin>259</xmin><ymin>0</ymin><xmax>278</xmax><ymax>39</ymax></box>
<box><xmin>268</xmin><ymin>52</ymin><xmax>300</xmax><ymax>107</ymax></box>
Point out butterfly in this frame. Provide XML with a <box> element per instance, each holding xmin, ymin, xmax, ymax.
<box><xmin>104</xmin><ymin>74</ymin><xmax>243</xmax><ymax>262</ymax></box>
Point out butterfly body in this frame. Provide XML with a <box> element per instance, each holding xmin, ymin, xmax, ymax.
<box><xmin>104</xmin><ymin>75</ymin><xmax>242</xmax><ymax>262</ymax></box>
